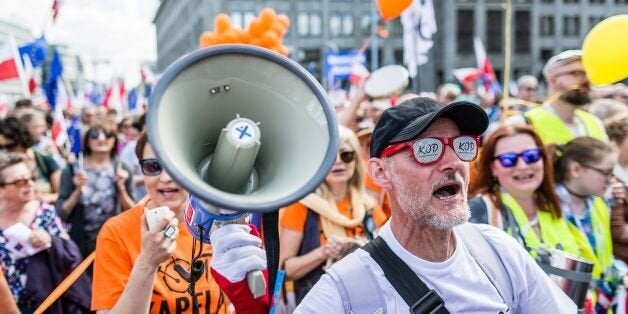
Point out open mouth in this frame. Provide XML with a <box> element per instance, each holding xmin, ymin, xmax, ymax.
<box><xmin>513</xmin><ymin>173</ymin><xmax>534</xmax><ymax>181</ymax></box>
<box><xmin>432</xmin><ymin>182</ymin><xmax>461</xmax><ymax>200</ymax></box>
<box><xmin>158</xmin><ymin>188</ymin><xmax>180</xmax><ymax>196</ymax></box>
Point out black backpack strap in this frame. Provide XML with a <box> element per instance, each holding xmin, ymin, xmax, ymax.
<box><xmin>362</xmin><ymin>237</ymin><xmax>449</xmax><ymax>314</ymax></box>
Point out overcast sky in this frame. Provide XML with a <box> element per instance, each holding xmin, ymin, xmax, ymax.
<box><xmin>0</xmin><ymin>0</ymin><xmax>158</xmax><ymax>85</ymax></box>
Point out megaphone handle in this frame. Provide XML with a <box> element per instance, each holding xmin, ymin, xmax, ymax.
<box><xmin>247</xmin><ymin>270</ymin><xmax>266</xmax><ymax>299</ymax></box>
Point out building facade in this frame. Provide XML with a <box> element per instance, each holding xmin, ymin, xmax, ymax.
<box><xmin>153</xmin><ymin>0</ymin><xmax>628</xmax><ymax>93</ymax></box>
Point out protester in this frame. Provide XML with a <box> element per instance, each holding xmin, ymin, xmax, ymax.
<box><xmin>0</xmin><ymin>153</ymin><xmax>90</xmax><ymax>313</ymax></box>
<box><xmin>92</xmin><ymin>131</ymin><xmax>269</xmax><ymax>313</ymax></box>
<box><xmin>118</xmin><ymin>114</ymin><xmax>147</xmax><ymax>202</ymax></box>
<box><xmin>296</xmin><ymin>98</ymin><xmax>576</xmax><ymax>312</ymax></box>
<box><xmin>17</xmin><ymin>109</ymin><xmax>66</xmax><ymax>167</ymax></box>
<box><xmin>508</xmin><ymin>50</ymin><xmax>607</xmax><ymax>145</ymax></box>
<box><xmin>279</xmin><ymin>125</ymin><xmax>377</xmax><ymax>304</ymax></box>
<box><xmin>468</xmin><ymin>124</ymin><xmax>585</xmax><ymax>260</ymax></box>
<box><xmin>553</xmin><ymin>137</ymin><xmax>619</xmax><ymax>278</ymax></box>
<box><xmin>56</xmin><ymin>123</ymin><xmax>134</xmax><ymax>257</ymax></box>
<box><xmin>516</xmin><ymin>75</ymin><xmax>539</xmax><ymax>103</ymax></box>
<box><xmin>0</xmin><ymin>117</ymin><xmax>61</xmax><ymax>204</ymax></box>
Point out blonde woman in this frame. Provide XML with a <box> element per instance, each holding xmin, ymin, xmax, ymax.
<box><xmin>279</xmin><ymin>125</ymin><xmax>378</xmax><ymax>304</ymax></box>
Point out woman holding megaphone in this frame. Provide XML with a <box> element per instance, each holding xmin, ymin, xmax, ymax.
<box><xmin>91</xmin><ymin>131</ymin><xmax>270</xmax><ymax>314</ymax></box>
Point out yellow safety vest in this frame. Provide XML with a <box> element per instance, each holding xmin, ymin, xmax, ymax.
<box><xmin>501</xmin><ymin>193</ymin><xmax>581</xmax><ymax>257</ymax></box>
<box><xmin>566</xmin><ymin>196</ymin><xmax>613</xmax><ymax>279</ymax></box>
<box><xmin>524</xmin><ymin>107</ymin><xmax>607</xmax><ymax>145</ymax></box>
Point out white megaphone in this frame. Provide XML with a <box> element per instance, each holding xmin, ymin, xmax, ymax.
<box><xmin>146</xmin><ymin>45</ymin><xmax>338</xmax><ymax>299</ymax></box>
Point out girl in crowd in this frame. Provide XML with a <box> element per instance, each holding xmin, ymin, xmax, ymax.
<box><xmin>605</xmin><ymin>113</ymin><xmax>628</xmax><ymax>264</ymax></box>
<box><xmin>56</xmin><ymin>123</ymin><xmax>134</xmax><ymax>257</ymax></box>
<box><xmin>0</xmin><ymin>153</ymin><xmax>90</xmax><ymax>313</ymax></box>
<box><xmin>92</xmin><ymin>132</ymin><xmax>268</xmax><ymax>313</ymax></box>
<box><xmin>553</xmin><ymin>137</ymin><xmax>622</xmax><ymax>279</ymax></box>
<box><xmin>279</xmin><ymin>125</ymin><xmax>378</xmax><ymax>304</ymax></box>
<box><xmin>469</xmin><ymin>124</ymin><xmax>584</xmax><ymax>258</ymax></box>
<box><xmin>0</xmin><ymin>117</ymin><xmax>61</xmax><ymax>204</ymax></box>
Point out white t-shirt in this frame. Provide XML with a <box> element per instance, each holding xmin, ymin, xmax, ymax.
<box><xmin>295</xmin><ymin>222</ymin><xmax>576</xmax><ymax>313</ymax></box>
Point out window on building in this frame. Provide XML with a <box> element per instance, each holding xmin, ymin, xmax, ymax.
<box><xmin>310</xmin><ymin>13</ymin><xmax>322</xmax><ymax>37</ymax></box>
<box><xmin>515</xmin><ymin>10</ymin><xmax>531</xmax><ymax>53</ymax></box>
<box><xmin>564</xmin><ymin>0</ymin><xmax>579</xmax><ymax>3</ymax></box>
<box><xmin>343</xmin><ymin>13</ymin><xmax>353</xmax><ymax>36</ymax></box>
<box><xmin>298</xmin><ymin>13</ymin><xmax>309</xmax><ymax>36</ymax></box>
<box><xmin>540</xmin><ymin>0</ymin><xmax>554</xmax><ymax>3</ymax></box>
<box><xmin>616</xmin><ymin>0</ymin><xmax>628</xmax><ymax>3</ymax></box>
<box><xmin>389</xmin><ymin>19</ymin><xmax>403</xmax><ymax>36</ymax></box>
<box><xmin>230</xmin><ymin>12</ymin><xmax>243</xmax><ymax>29</ymax></box>
<box><xmin>589</xmin><ymin>0</ymin><xmax>605</xmax><ymax>3</ymax></box>
<box><xmin>487</xmin><ymin>10</ymin><xmax>503</xmax><ymax>53</ymax></box>
<box><xmin>540</xmin><ymin>16</ymin><xmax>555</xmax><ymax>36</ymax></box>
<box><xmin>361</xmin><ymin>13</ymin><xmax>371</xmax><ymax>35</ymax></box>
<box><xmin>330</xmin><ymin>13</ymin><xmax>342</xmax><ymax>37</ymax></box>
<box><xmin>540</xmin><ymin>48</ymin><xmax>554</xmax><ymax>64</ymax></box>
<box><xmin>563</xmin><ymin>16</ymin><xmax>580</xmax><ymax>36</ymax></box>
<box><xmin>457</xmin><ymin>10</ymin><xmax>474</xmax><ymax>53</ymax></box>
<box><xmin>589</xmin><ymin>16</ymin><xmax>604</xmax><ymax>29</ymax></box>
<box><xmin>244</xmin><ymin>12</ymin><xmax>256</xmax><ymax>28</ymax></box>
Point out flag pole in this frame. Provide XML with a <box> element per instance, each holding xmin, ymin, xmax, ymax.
<box><xmin>9</xmin><ymin>35</ymin><xmax>31</xmax><ymax>98</ymax></box>
<box><xmin>502</xmin><ymin>0</ymin><xmax>512</xmax><ymax>102</ymax></box>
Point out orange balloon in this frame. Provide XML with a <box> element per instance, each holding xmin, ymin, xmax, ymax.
<box><xmin>234</xmin><ymin>28</ymin><xmax>251</xmax><ymax>44</ymax></box>
<box><xmin>270</xmin><ymin>23</ymin><xmax>286</xmax><ymax>37</ymax></box>
<box><xmin>259</xmin><ymin>8</ymin><xmax>276</xmax><ymax>31</ymax></box>
<box><xmin>376</xmin><ymin>0</ymin><xmax>412</xmax><ymax>20</ymax></box>
<box><xmin>199</xmin><ymin>32</ymin><xmax>217</xmax><ymax>48</ymax></box>
<box><xmin>277</xmin><ymin>14</ymin><xmax>290</xmax><ymax>29</ymax></box>
<box><xmin>261</xmin><ymin>31</ymin><xmax>279</xmax><ymax>48</ymax></box>
<box><xmin>249</xmin><ymin>38</ymin><xmax>262</xmax><ymax>47</ymax></box>
<box><xmin>248</xmin><ymin>20</ymin><xmax>264</xmax><ymax>37</ymax></box>
<box><xmin>277</xmin><ymin>45</ymin><xmax>289</xmax><ymax>56</ymax></box>
<box><xmin>222</xmin><ymin>29</ymin><xmax>239</xmax><ymax>43</ymax></box>
<box><xmin>214</xmin><ymin>13</ymin><xmax>231</xmax><ymax>33</ymax></box>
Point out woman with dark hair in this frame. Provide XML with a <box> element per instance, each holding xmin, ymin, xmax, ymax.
<box><xmin>605</xmin><ymin>114</ymin><xmax>628</xmax><ymax>264</ymax></box>
<box><xmin>553</xmin><ymin>137</ymin><xmax>620</xmax><ymax>279</ymax></box>
<box><xmin>56</xmin><ymin>122</ymin><xmax>134</xmax><ymax>257</ymax></box>
<box><xmin>0</xmin><ymin>117</ymin><xmax>61</xmax><ymax>204</ymax></box>
<box><xmin>469</xmin><ymin>124</ymin><xmax>585</xmax><ymax>259</ymax></box>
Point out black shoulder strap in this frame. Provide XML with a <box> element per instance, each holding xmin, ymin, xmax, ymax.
<box><xmin>362</xmin><ymin>237</ymin><xmax>449</xmax><ymax>314</ymax></box>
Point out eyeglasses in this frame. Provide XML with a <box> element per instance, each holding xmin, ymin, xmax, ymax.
<box><xmin>0</xmin><ymin>142</ymin><xmax>18</xmax><ymax>150</ymax></box>
<box><xmin>140</xmin><ymin>158</ymin><xmax>163</xmax><ymax>176</ymax></box>
<box><xmin>0</xmin><ymin>176</ymin><xmax>36</xmax><ymax>187</ymax></box>
<box><xmin>338</xmin><ymin>151</ymin><xmax>356</xmax><ymax>163</ymax></box>
<box><xmin>87</xmin><ymin>129</ymin><xmax>115</xmax><ymax>139</ymax></box>
<box><xmin>494</xmin><ymin>148</ymin><xmax>543</xmax><ymax>168</ymax></box>
<box><xmin>554</xmin><ymin>70</ymin><xmax>587</xmax><ymax>79</ymax></box>
<box><xmin>381</xmin><ymin>135</ymin><xmax>480</xmax><ymax>165</ymax></box>
<box><xmin>583</xmin><ymin>164</ymin><xmax>614</xmax><ymax>178</ymax></box>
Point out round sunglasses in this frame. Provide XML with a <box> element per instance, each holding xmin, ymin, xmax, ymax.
<box><xmin>494</xmin><ymin>148</ymin><xmax>543</xmax><ymax>168</ymax></box>
<box><xmin>139</xmin><ymin>158</ymin><xmax>163</xmax><ymax>176</ymax></box>
<box><xmin>381</xmin><ymin>135</ymin><xmax>480</xmax><ymax>165</ymax></box>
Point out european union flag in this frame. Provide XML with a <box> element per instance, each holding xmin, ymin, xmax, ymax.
<box><xmin>67</xmin><ymin>116</ymin><xmax>82</xmax><ymax>154</ymax></box>
<box><xmin>44</xmin><ymin>50</ymin><xmax>63</xmax><ymax>109</ymax></box>
<box><xmin>18</xmin><ymin>37</ymin><xmax>47</xmax><ymax>68</ymax></box>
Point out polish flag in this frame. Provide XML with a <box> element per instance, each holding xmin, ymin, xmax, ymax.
<box><xmin>51</xmin><ymin>79</ymin><xmax>70</xmax><ymax>147</ymax></box>
<box><xmin>349</xmin><ymin>62</ymin><xmax>370</xmax><ymax>85</ymax></box>
<box><xmin>474</xmin><ymin>37</ymin><xmax>501</xmax><ymax>95</ymax></box>
<box><xmin>0</xmin><ymin>42</ymin><xmax>19</xmax><ymax>81</ymax></box>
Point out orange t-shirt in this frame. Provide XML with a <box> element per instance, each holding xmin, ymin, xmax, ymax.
<box><xmin>91</xmin><ymin>198</ymin><xmax>229</xmax><ymax>313</ymax></box>
<box><xmin>280</xmin><ymin>196</ymin><xmax>364</xmax><ymax>245</ymax></box>
<box><xmin>364</xmin><ymin>174</ymin><xmax>392</xmax><ymax>228</ymax></box>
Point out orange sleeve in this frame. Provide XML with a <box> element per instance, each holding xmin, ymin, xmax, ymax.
<box><xmin>91</xmin><ymin>219</ymin><xmax>135</xmax><ymax>311</ymax></box>
<box><xmin>280</xmin><ymin>202</ymin><xmax>308</xmax><ymax>233</ymax></box>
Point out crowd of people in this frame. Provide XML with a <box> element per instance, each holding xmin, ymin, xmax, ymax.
<box><xmin>0</xmin><ymin>47</ymin><xmax>626</xmax><ymax>313</ymax></box>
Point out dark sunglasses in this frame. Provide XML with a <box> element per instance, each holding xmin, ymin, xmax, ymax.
<box><xmin>87</xmin><ymin>129</ymin><xmax>115</xmax><ymax>139</ymax></box>
<box><xmin>140</xmin><ymin>158</ymin><xmax>163</xmax><ymax>176</ymax></box>
<box><xmin>0</xmin><ymin>176</ymin><xmax>36</xmax><ymax>188</ymax></box>
<box><xmin>494</xmin><ymin>148</ymin><xmax>543</xmax><ymax>168</ymax></box>
<box><xmin>381</xmin><ymin>135</ymin><xmax>480</xmax><ymax>165</ymax></box>
<box><xmin>338</xmin><ymin>151</ymin><xmax>356</xmax><ymax>163</ymax></box>
<box><xmin>0</xmin><ymin>142</ymin><xmax>18</xmax><ymax>150</ymax></box>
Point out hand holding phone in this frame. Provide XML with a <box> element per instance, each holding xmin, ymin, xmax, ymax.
<box><xmin>145</xmin><ymin>206</ymin><xmax>171</xmax><ymax>230</ymax></box>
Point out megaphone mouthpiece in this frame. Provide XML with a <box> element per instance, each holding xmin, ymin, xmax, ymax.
<box><xmin>206</xmin><ymin>116</ymin><xmax>261</xmax><ymax>194</ymax></box>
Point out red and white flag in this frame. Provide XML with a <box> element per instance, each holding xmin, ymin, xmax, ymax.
<box><xmin>0</xmin><ymin>41</ymin><xmax>19</xmax><ymax>81</ymax></box>
<box><xmin>349</xmin><ymin>62</ymin><xmax>370</xmax><ymax>85</ymax></box>
<box><xmin>474</xmin><ymin>37</ymin><xmax>501</xmax><ymax>94</ymax></box>
<box><xmin>51</xmin><ymin>79</ymin><xmax>70</xmax><ymax>147</ymax></box>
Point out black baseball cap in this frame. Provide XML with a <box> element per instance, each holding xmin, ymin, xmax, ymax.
<box><xmin>370</xmin><ymin>97</ymin><xmax>489</xmax><ymax>158</ymax></box>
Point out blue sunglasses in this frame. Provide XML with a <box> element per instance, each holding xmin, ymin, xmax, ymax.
<box><xmin>494</xmin><ymin>148</ymin><xmax>543</xmax><ymax>168</ymax></box>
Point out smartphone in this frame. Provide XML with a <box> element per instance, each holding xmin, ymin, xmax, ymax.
<box><xmin>145</xmin><ymin>206</ymin><xmax>170</xmax><ymax>230</ymax></box>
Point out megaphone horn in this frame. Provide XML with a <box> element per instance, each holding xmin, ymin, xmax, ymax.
<box><xmin>147</xmin><ymin>44</ymin><xmax>339</xmax><ymax>214</ymax></box>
